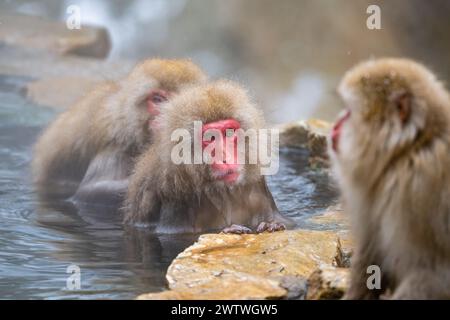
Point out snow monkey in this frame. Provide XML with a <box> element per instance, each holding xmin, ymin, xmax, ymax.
<box><xmin>330</xmin><ymin>58</ymin><xmax>450</xmax><ymax>299</ymax></box>
<box><xmin>124</xmin><ymin>80</ymin><xmax>294</xmax><ymax>234</ymax></box>
<box><xmin>32</xmin><ymin>59</ymin><xmax>207</xmax><ymax>204</ymax></box>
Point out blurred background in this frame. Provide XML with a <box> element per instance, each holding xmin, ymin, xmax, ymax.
<box><xmin>1</xmin><ymin>0</ymin><xmax>449</xmax><ymax>123</ymax></box>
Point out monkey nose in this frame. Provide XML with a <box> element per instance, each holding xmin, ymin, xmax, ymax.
<box><xmin>212</xmin><ymin>162</ymin><xmax>239</xmax><ymax>171</ymax></box>
<box><xmin>332</xmin><ymin>109</ymin><xmax>351</xmax><ymax>152</ymax></box>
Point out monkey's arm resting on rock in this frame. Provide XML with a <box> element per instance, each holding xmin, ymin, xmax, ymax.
<box><xmin>218</xmin><ymin>178</ymin><xmax>294</xmax><ymax>234</ymax></box>
<box><xmin>124</xmin><ymin>164</ymin><xmax>294</xmax><ymax>234</ymax></box>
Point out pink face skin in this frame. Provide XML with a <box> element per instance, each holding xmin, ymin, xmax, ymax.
<box><xmin>331</xmin><ymin>109</ymin><xmax>351</xmax><ymax>153</ymax></box>
<box><xmin>146</xmin><ymin>89</ymin><xmax>170</xmax><ymax>130</ymax></box>
<box><xmin>202</xmin><ymin>119</ymin><xmax>241</xmax><ymax>184</ymax></box>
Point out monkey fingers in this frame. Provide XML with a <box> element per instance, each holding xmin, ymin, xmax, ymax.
<box><xmin>221</xmin><ymin>224</ymin><xmax>253</xmax><ymax>234</ymax></box>
<box><xmin>256</xmin><ymin>221</ymin><xmax>286</xmax><ymax>233</ymax></box>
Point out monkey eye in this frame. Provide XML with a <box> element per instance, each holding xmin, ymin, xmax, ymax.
<box><xmin>150</xmin><ymin>93</ymin><xmax>168</xmax><ymax>104</ymax></box>
<box><xmin>147</xmin><ymin>89</ymin><xmax>169</xmax><ymax>105</ymax></box>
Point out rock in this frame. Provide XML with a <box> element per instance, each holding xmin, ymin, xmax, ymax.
<box><xmin>308</xmin><ymin>206</ymin><xmax>350</xmax><ymax>230</ymax></box>
<box><xmin>0</xmin><ymin>13</ymin><xmax>111</xmax><ymax>58</ymax></box>
<box><xmin>139</xmin><ymin>273</ymin><xmax>287</xmax><ymax>300</ymax></box>
<box><xmin>0</xmin><ymin>44</ymin><xmax>133</xmax><ymax>81</ymax></box>
<box><xmin>138</xmin><ymin>230</ymin><xmax>342</xmax><ymax>300</ymax></box>
<box><xmin>308</xmin><ymin>207</ymin><xmax>354</xmax><ymax>268</ymax></box>
<box><xmin>278</xmin><ymin>275</ymin><xmax>308</xmax><ymax>300</ymax></box>
<box><xmin>306</xmin><ymin>119</ymin><xmax>331</xmax><ymax>157</ymax></box>
<box><xmin>306</xmin><ymin>266</ymin><xmax>350</xmax><ymax>300</ymax></box>
<box><xmin>278</xmin><ymin>121</ymin><xmax>310</xmax><ymax>147</ymax></box>
<box><xmin>277</xmin><ymin>119</ymin><xmax>332</xmax><ymax>167</ymax></box>
<box><xmin>25</xmin><ymin>76</ymin><xmax>102</xmax><ymax>109</ymax></box>
<box><xmin>333</xmin><ymin>234</ymin><xmax>353</xmax><ymax>268</ymax></box>
<box><xmin>137</xmin><ymin>290</ymin><xmax>195</xmax><ymax>300</ymax></box>
<box><xmin>0</xmin><ymin>45</ymin><xmax>134</xmax><ymax>108</ymax></box>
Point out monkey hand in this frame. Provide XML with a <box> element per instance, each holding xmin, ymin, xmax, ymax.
<box><xmin>256</xmin><ymin>221</ymin><xmax>286</xmax><ymax>233</ymax></box>
<box><xmin>221</xmin><ymin>224</ymin><xmax>253</xmax><ymax>234</ymax></box>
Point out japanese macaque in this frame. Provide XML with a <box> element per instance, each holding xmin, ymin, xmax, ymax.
<box><xmin>124</xmin><ymin>80</ymin><xmax>294</xmax><ymax>234</ymax></box>
<box><xmin>330</xmin><ymin>58</ymin><xmax>450</xmax><ymax>299</ymax></box>
<box><xmin>32</xmin><ymin>59</ymin><xmax>206</xmax><ymax>204</ymax></box>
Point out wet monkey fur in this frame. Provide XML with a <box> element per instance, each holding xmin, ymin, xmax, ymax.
<box><xmin>124</xmin><ymin>80</ymin><xmax>294</xmax><ymax>234</ymax></box>
<box><xmin>32</xmin><ymin>59</ymin><xmax>206</xmax><ymax>205</ymax></box>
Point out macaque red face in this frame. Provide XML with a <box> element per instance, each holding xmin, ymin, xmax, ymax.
<box><xmin>331</xmin><ymin>109</ymin><xmax>351</xmax><ymax>153</ymax></box>
<box><xmin>202</xmin><ymin>119</ymin><xmax>241</xmax><ymax>184</ymax></box>
<box><xmin>146</xmin><ymin>89</ymin><xmax>170</xmax><ymax>129</ymax></box>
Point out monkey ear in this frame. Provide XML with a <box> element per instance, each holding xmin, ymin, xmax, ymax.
<box><xmin>395</xmin><ymin>92</ymin><xmax>411</xmax><ymax>124</ymax></box>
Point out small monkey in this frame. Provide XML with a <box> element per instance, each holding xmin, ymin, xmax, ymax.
<box><xmin>330</xmin><ymin>58</ymin><xmax>450</xmax><ymax>299</ymax></box>
<box><xmin>32</xmin><ymin>59</ymin><xmax>206</xmax><ymax>204</ymax></box>
<box><xmin>124</xmin><ymin>80</ymin><xmax>294</xmax><ymax>234</ymax></box>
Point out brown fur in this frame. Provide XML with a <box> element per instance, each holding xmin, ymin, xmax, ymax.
<box><xmin>330</xmin><ymin>58</ymin><xmax>450</xmax><ymax>299</ymax></box>
<box><xmin>32</xmin><ymin>59</ymin><xmax>206</xmax><ymax>200</ymax></box>
<box><xmin>124</xmin><ymin>80</ymin><xmax>293</xmax><ymax>233</ymax></box>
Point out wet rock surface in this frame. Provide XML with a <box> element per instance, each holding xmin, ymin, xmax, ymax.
<box><xmin>278</xmin><ymin>119</ymin><xmax>332</xmax><ymax>167</ymax></box>
<box><xmin>138</xmin><ymin>274</ymin><xmax>287</xmax><ymax>300</ymax></box>
<box><xmin>137</xmin><ymin>229</ymin><xmax>350</xmax><ymax>300</ymax></box>
<box><xmin>333</xmin><ymin>234</ymin><xmax>353</xmax><ymax>268</ymax></box>
<box><xmin>308</xmin><ymin>205</ymin><xmax>349</xmax><ymax>230</ymax></box>
<box><xmin>0</xmin><ymin>13</ymin><xmax>111</xmax><ymax>58</ymax></box>
<box><xmin>306</xmin><ymin>266</ymin><xmax>350</xmax><ymax>300</ymax></box>
<box><xmin>0</xmin><ymin>13</ymin><xmax>134</xmax><ymax>109</ymax></box>
<box><xmin>0</xmin><ymin>45</ymin><xmax>134</xmax><ymax>109</ymax></box>
<box><xmin>278</xmin><ymin>121</ymin><xmax>310</xmax><ymax>147</ymax></box>
<box><xmin>308</xmin><ymin>206</ymin><xmax>354</xmax><ymax>268</ymax></box>
<box><xmin>0</xmin><ymin>44</ymin><xmax>133</xmax><ymax>80</ymax></box>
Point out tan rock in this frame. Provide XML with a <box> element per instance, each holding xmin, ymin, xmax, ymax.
<box><xmin>0</xmin><ymin>44</ymin><xmax>134</xmax><ymax>108</ymax></box>
<box><xmin>137</xmin><ymin>290</ymin><xmax>194</xmax><ymax>300</ymax></box>
<box><xmin>308</xmin><ymin>207</ymin><xmax>354</xmax><ymax>268</ymax></box>
<box><xmin>305</xmin><ymin>119</ymin><xmax>332</xmax><ymax>138</ymax></box>
<box><xmin>0</xmin><ymin>13</ymin><xmax>110</xmax><ymax>58</ymax></box>
<box><xmin>278</xmin><ymin>119</ymin><xmax>332</xmax><ymax>167</ymax></box>
<box><xmin>25</xmin><ymin>76</ymin><xmax>102</xmax><ymax>109</ymax></box>
<box><xmin>138</xmin><ymin>230</ymin><xmax>342</xmax><ymax>300</ymax></box>
<box><xmin>333</xmin><ymin>235</ymin><xmax>353</xmax><ymax>268</ymax></box>
<box><xmin>306</xmin><ymin>266</ymin><xmax>350</xmax><ymax>300</ymax></box>
<box><xmin>138</xmin><ymin>274</ymin><xmax>286</xmax><ymax>300</ymax></box>
<box><xmin>0</xmin><ymin>44</ymin><xmax>133</xmax><ymax>81</ymax></box>
<box><xmin>307</xmin><ymin>120</ymin><xmax>330</xmax><ymax>155</ymax></box>
<box><xmin>308</xmin><ymin>206</ymin><xmax>349</xmax><ymax>230</ymax></box>
<box><xmin>278</xmin><ymin>121</ymin><xmax>310</xmax><ymax>147</ymax></box>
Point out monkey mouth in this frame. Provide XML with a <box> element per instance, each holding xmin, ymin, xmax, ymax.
<box><xmin>217</xmin><ymin>170</ymin><xmax>240</xmax><ymax>183</ymax></box>
<box><xmin>332</xmin><ymin>109</ymin><xmax>351</xmax><ymax>152</ymax></box>
<box><xmin>212</xmin><ymin>165</ymin><xmax>241</xmax><ymax>184</ymax></box>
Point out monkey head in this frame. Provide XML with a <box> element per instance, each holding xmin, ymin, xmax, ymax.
<box><xmin>330</xmin><ymin>58</ymin><xmax>450</xmax><ymax>186</ymax></box>
<box><xmin>106</xmin><ymin>59</ymin><xmax>207</xmax><ymax>152</ymax></box>
<box><xmin>155</xmin><ymin>80</ymin><xmax>266</xmax><ymax>192</ymax></box>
